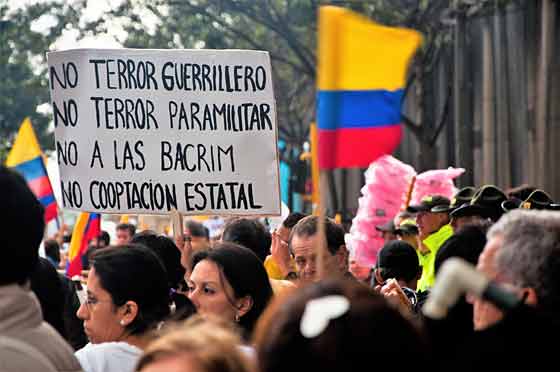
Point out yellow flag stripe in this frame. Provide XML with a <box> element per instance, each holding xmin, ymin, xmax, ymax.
<box><xmin>5</xmin><ymin>118</ymin><xmax>43</xmax><ymax>167</ymax></box>
<box><xmin>318</xmin><ymin>6</ymin><xmax>423</xmax><ymax>91</ymax></box>
<box><xmin>68</xmin><ymin>212</ymin><xmax>90</xmax><ymax>261</ymax></box>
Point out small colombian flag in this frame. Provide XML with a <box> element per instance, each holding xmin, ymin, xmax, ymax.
<box><xmin>67</xmin><ymin>212</ymin><xmax>101</xmax><ymax>277</ymax></box>
<box><xmin>317</xmin><ymin>6</ymin><xmax>423</xmax><ymax>169</ymax></box>
<box><xmin>5</xmin><ymin>118</ymin><xmax>58</xmax><ymax>222</ymax></box>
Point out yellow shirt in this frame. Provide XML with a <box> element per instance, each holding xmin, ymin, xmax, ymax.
<box><xmin>264</xmin><ymin>255</ymin><xmax>295</xmax><ymax>280</ymax></box>
<box><xmin>417</xmin><ymin>224</ymin><xmax>453</xmax><ymax>292</ymax></box>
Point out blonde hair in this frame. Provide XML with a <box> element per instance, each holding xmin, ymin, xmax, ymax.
<box><xmin>136</xmin><ymin>315</ymin><xmax>254</xmax><ymax>372</ymax></box>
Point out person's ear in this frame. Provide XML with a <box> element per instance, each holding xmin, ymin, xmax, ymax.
<box><xmin>336</xmin><ymin>245</ymin><xmax>348</xmax><ymax>266</ymax></box>
<box><xmin>236</xmin><ymin>296</ymin><xmax>253</xmax><ymax>318</ymax></box>
<box><xmin>119</xmin><ymin>301</ymin><xmax>139</xmax><ymax>327</ymax></box>
<box><xmin>521</xmin><ymin>287</ymin><xmax>538</xmax><ymax>306</ymax></box>
<box><xmin>416</xmin><ymin>266</ymin><xmax>422</xmax><ymax>280</ymax></box>
<box><xmin>374</xmin><ymin>268</ymin><xmax>385</xmax><ymax>285</ymax></box>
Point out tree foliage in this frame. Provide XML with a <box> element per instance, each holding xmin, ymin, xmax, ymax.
<box><xmin>80</xmin><ymin>0</ymin><xmax>503</xmax><ymax>150</ymax></box>
<box><xmin>1</xmin><ymin>0</ymin><xmax>516</xmax><ymax>163</ymax></box>
<box><xmin>0</xmin><ymin>2</ymin><xmax>82</xmax><ymax>160</ymax></box>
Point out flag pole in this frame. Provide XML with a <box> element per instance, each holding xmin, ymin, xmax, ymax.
<box><xmin>310</xmin><ymin>122</ymin><xmax>321</xmax><ymax>215</ymax></box>
<box><xmin>317</xmin><ymin>170</ymin><xmax>330</xmax><ymax>281</ymax></box>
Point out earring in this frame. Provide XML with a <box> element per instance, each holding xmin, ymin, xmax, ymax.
<box><xmin>234</xmin><ymin>314</ymin><xmax>240</xmax><ymax>322</ymax></box>
<box><xmin>120</xmin><ymin>320</ymin><xmax>125</xmax><ymax>326</ymax></box>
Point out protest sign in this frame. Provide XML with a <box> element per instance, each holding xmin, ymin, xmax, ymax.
<box><xmin>47</xmin><ymin>48</ymin><xmax>281</xmax><ymax>215</ymax></box>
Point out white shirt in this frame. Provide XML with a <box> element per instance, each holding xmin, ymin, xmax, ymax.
<box><xmin>75</xmin><ymin>342</ymin><xmax>142</xmax><ymax>372</ymax></box>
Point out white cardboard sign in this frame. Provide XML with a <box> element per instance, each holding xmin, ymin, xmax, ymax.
<box><xmin>47</xmin><ymin>48</ymin><xmax>280</xmax><ymax>216</ymax></box>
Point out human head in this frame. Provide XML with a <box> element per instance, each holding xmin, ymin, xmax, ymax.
<box><xmin>30</xmin><ymin>258</ymin><xmax>65</xmax><ymax>336</ymax></box>
<box><xmin>407</xmin><ymin>195</ymin><xmax>451</xmax><ymax>237</ymax></box>
<box><xmin>76</xmin><ymin>245</ymin><xmax>170</xmax><ymax>343</ymax></box>
<box><xmin>449</xmin><ymin>186</ymin><xmax>477</xmax><ymax>211</ymax></box>
<box><xmin>188</xmin><ymin>242</ymin><xmax>273</xmax><ymax>338</ymax></box>
<box><xmin>289</xmin><ymin>216</ymin><xmax>348</xmax><ymax>283</ymax></box>
<box><xmin>0</xmin><ymin>166</ymin><xmax>44</xmax><ymax>285</ymax></box>
<box><xmin>136</xmin><ymin>315</ymin><xmax>252</xmax><ymax>372</ymax></box>
<box><xmin>277</xmin><ymin>212</ymin><xmax>307</xmax><ymax>244</ymax></box>
<box><xmin>131</xmin><ymin>231</ymin><xmax>185</xmax><ymax>290</ymax></box>
<box><xmin>374</xmin><ymin>240</ymin><xmax>421</xmax><ymax>290</ymax></box>
<box><xmin>434</xmin><ymin>222</ymin><xmax>489</xmax><ymax>276</ymax></box>
<box><xmin>254</xmin><ymin>279</ymin><xmax>429</xmax><ymax>372</ymax></box>
<box><xmin>221</xmin><ymin>218</ymin><xmax>269</xmax><ymax>262</ymax></box>
<box><xmin>44</xmin><ymin>239</ymin><xmax>61</xmax><ymax>265</ymax></box>
<box><xmin>98</xmin><ymin>230</ymin><xmax>111</xmax><ymax>247</ymax></box>
<box><xmin>394</xmin><ymin>219</ymin><xmax>419</xmax><ymax>250</ymax></box>
<box><xmin>116</xmin><ymin>223</ymin><xmax>136</xmax><ymax>245</ymax></box>
<box><xmin>91</xmin><ymin>230</ymin><xmax>111</xmax><ymax>249</ymax></box>
<box><xmin>393</xmin><ymin>210</ymin><xmax>414</xmax><ymax>227</ymax></box>
<box><xmin>375</xmin><ymin>220</ymin><xmax>397</xmax><ymax>242</ymax></box>
<box><xmin>450</xmin><ymin>211</ymin><xmax>485</xmax><ymax>231</ymax></box>
<box><xmin>184</xmin><ymin>220</ymin><xmax>211</xmax><ymax>252</ymax></box>
<box><xmin>451</xmin><ymin>185</ymin><xmax>507</xmax><ymax>224</ymax></box>
<box><xmin>473</xmin><ymin>210</ymin><xmax>560</xmax><ymax>330</ymax></box>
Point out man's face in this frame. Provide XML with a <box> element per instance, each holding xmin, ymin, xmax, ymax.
<box><xmin>116</xmin><ymin>228</ymin><xmax>132</xmax><ymax>245</ymax></box>
<box><xmin>291</xmin><ymin>233</ymin><xmax>344</xmax><ymax>284</ymax></box>
<box><xmin>472</xmin><ymin>235</ymin><xmax>504</xmax><ymax>330</ymax></box>
<box><xmin>349</xmin><ymin>259</ymin><xmax>371</xmax><ymax>281</ymax></box>
<box><xmin>381</xmin><ymin>231</ymin><xmax>397</xmax><ymax>242</ymax></box>
<box><xmin>416</xmin><ymin>211</ymin><xmax>447</xmax><ymax>237</ymax></box>
<box><xmin>185</xmin><ymin>228</ymin><xmax>210</xmax><ymax>252</ymax></box>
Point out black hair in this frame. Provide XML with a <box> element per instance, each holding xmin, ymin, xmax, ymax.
<box><xmin>185</xmin><ymin>220</ymin><xmax>210</xmax><ymax>239</ymax></box>
<box><xmin>30</xmin><ymin>257</ymin><xmax>65</xmax><ymax>337</ymax></box>
<box><xmin>131</xmin><ymin>231</ymin><xmax>185</xmax><ymax>290</ymax></box>
<box><xmin>434</xmin><ymin>223</ymin><xmax>488</xmax><ymax>275</ymax></box>
<box><xmin>191</xmin><ymin>242</ymin><xmax>273</xmax><ymax>338</ymax></box>
<box><xmin>376</xmin><ymin>240</ymin><xmax>421</xmax><ymax>283</ymax></box>
<box><xmin>221</xmin><ymin>218</ymin><xmax>270</xmax><ymax>262</ymax></box>
<box><xmin>0</xmin><ymin>166</ymin><xmax>44</xmax><ymax>285</ymax></box>
<box><xmin>98</xmin><ymin>231</ymin><xmax>111</xmax><ymax>247</ymax></box>
<box><xmin>44</xmin><ymin>239</ymin><xmax>61</xmax><ymax>264</ymax></box>
<box><xmin>91</xmin><ymin>245</ymin><xmax>171</xmax><ymax>335</ymax></box>
<box><xmin>282</xmin><ymin>213</ymin><xmax>307</xmax><ymax>229</ymax></box>
<box><xmin>116</xmin><ymin>223</ymin><xmax>136</xmax><ymax>237</ymax></box>
<box><xmin>290</xmin><ymin>216</ymin><xmax>345</xmax><ymax>255</ymax></box>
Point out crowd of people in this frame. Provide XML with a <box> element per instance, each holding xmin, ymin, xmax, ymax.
<box><xmin>2</xmin><ymin>163</ymin><xmax>560</xmax><ymax>371</ymax></box>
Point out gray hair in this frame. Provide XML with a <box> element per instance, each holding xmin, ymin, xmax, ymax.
<box><xmin>489</xmin><ymin>209</ymin><xmax>560</xmax><ymax>311</ymax></box>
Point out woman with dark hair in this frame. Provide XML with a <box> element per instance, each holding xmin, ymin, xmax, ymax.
<box><xmin>75</xmin><ymin>245</ymin><xmax>171</xmax><ymax>372</ymax></box>
<box><xmin>187</xmin><ymin>242</ymin><xmax>273</xmax><ymax>340</ymax></box>
<box><xmin>131</xmin><ymin>231</ymin><xmax>196</xmax><ymax>319</ymax></box>
<box><xmin>254</xmin><ymin>279</ymin><xmax>431</xmax><ymax>372</ymax></box>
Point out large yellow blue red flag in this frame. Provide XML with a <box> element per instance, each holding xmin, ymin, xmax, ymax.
<box><xmin>317</xmin><ymin>6</ymin><xmax>422</xmax><ymax>169</ymax></box>
<box><xmin>5</xmin><ymin>118</ymin><xmax>58</xmax><ymax>222</ymax></box>
<box><xmin>67</xmin><ymin>212</ymin><xmax>100</xmax><ymax>277</ymax></box>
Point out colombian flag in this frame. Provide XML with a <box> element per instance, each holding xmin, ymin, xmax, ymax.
<box><xmin>67</xmin><ymin>212</ymin><xmax>101</xmax><ymax>277</ymax></box>
<box><xmin>5</xmin><ymin>118</ymin><xmax>58</xmax><ymax>222</ymax></box>
<box><xmin>317</xmin><ymin>6</ymin><xmax>422</xmax><ymax>169</ymax></box>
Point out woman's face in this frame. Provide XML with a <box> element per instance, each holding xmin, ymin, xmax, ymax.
<box><xmin>140</xmin><ymin>354</ymin><xmax>202</xmax><ymax>372</ymax></box>
<box><xmin>76</xmin><ymin>267</ymin><xmax>126</xmax><ymax>343</ymax></box>
<box><xmin>187</xmin><ymin>260</ymin><xmax>238</xmax><ymax>322</ymax></box>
